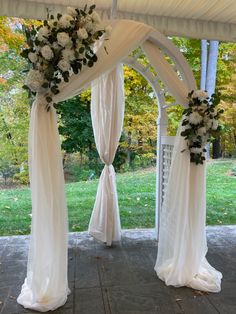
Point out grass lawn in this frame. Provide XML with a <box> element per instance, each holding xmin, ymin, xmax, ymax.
<box><xmin>0</xmin><ymin>160</ymin><xmax>235</xmax><ymax>236</ymax></box>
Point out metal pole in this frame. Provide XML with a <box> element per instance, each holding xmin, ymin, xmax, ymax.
<box><xmin>111</xmin><ymin>0</ymin><xmax>118</xmax><ymax>19</ymax></box>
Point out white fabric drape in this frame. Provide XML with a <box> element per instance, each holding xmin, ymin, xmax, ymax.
<box><xmin>17</xmin><ymin>20</ymin><xmax>153</xmax><ymax>312</ymax></box>
<box><xmin>17</xmin><ymin>96</ymin><xmax>69</xmax><ymax>312</ymax></box>
<box><xmin>142</xmin><ymin>41</ymin><xmax>222</xmax><ymax>292</ymax></box>
<box><xmin>142</xmin><ymin>40</ymin><xmax>190</xmax><ymax>105</ymax></box>
<box><xmin>88</xmin><ymin>64</ymin><xmax>124</xmax><ymax>246</ymax></box>
<box><xmin>155</xmin><ymin>127</ymin><xmax>222</xmax><ymax>292</ymax></box>
<box><xmin>54</xmin><ymin>20</ymin><xmax>153</xmax><ymax>103</ymax></box>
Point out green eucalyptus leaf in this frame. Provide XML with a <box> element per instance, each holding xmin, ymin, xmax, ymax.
<box><xmin>46</xmin><ymin>96</ymin><xmax>52</xmax><ymax>103</ymax></box>
<box><xmin>42</xmin><ymin>82</ymin><xmax>49</xmax><ymax>88</ymax></box>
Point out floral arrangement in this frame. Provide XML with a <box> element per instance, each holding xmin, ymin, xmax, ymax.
<box><xmin>21</xmin><ymin>5</ymin><xmax>109</xmax><ymax>110</ymax></box>
<box><xmin>181</xmin><ymin>90</ymin><xmax>223</xmax><ymax>165</ymax></box>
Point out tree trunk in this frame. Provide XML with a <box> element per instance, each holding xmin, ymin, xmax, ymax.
<box><xmin>79</xmin><ymin>152</ymin><xmax>83</xmax><ymax>166</ymax></box>
<box><xmin>127</xmin><ymin>131</ymin><xmax>132</xmax><ymax>167</ymax></box>
<box><xmin>212</xmin><ymin>138</ymin><xmax>221</xmax><ymax>159</ymax></box>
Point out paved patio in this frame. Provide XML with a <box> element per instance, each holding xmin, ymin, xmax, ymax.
<box><xmin>0</xmin><ymin>226</ymin><xmax>235</xmax><ymax>314</ymax></box>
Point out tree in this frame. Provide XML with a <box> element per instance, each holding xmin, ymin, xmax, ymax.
<box><xmin>0</xmin><ymin>17</ymin><xmax>31</xmax><ymax>183</ymax></box>
<box><xmin>0</xmin><ymin>92</ymin><xmax>30</xmax><ymax>183</ymax></box>
<box><xmin>58</xmin><ymin>95</ymin><xmax>95</xmax><ymax>156</ymax></box>
<box><xmin>123</xmin><ymin>65</ymin><xmax>158</xmax><ymax>167</ymax></box>
<box><xmin>0</xmin><ymin>17</ymin><xmax>25</xmax><ymax>52</ymax></box>
<box><xmin>57</xmin><ymin>93</ymin><xmax>128</xmax><ymax>173</ymax></box>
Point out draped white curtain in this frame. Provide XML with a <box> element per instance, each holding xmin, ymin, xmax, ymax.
<box><xmin>17</xmin><ymin>96</ymin><xmax>69</xmax><ymax>312</ymax></box>
<box><xmin>54</xmin><ymin>20</ymin><xmax>153</xmax><ymax>103</ymax></box>
<box><xmin>18</xmin><ymin>20</ymin><xmax>153</xmax><ymax>312</ymax></box>
<box><xmin>88</xmin><ymin>64</ymin><xmax>124</xmax><ymax>246</ymax></box>
<box><xmin>142</xmin><ymin>41</ymin><xmax>222</xmax><ymax>292</ymax></box>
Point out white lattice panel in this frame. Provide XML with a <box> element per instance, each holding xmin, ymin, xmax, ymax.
<box><xmin>160</xmin><ymin>137</ymin><xmax>175</xmax><ymax>204</ymax></box>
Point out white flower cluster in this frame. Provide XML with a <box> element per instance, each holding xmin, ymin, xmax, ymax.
<box><xmin>181</xmin><ymin>90</ymin><xmax>223</xmax><ymax>165</ymax></box>
<box><xmin>25</xmin><ymin>69</ymin><xmax>45</xmax><ymax>92</ymax></box>
<box><xmin>21</xmin><ymin>5</ymin><xmax>110</xmax><ymax>109</ymax></box>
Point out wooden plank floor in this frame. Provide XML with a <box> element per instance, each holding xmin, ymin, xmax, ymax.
<box><xmin>0</xmin><ymin>227</ymin><xmax>235</xmax><ymax>313</ymax></box>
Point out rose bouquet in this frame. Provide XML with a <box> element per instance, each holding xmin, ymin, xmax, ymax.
<box><xmin>181</xmin><ymin>90</ymin><xmax>223</xmax><ymax>165</ymax></box>
<box><xmin>21</xmin><ymin>5</ymin><xmax>109</xmax><ymax>110</ymax></box>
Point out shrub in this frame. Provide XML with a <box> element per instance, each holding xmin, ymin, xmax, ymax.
<box><xmin>231</xmin><ymin>164</ymin><xmax>236</xmax><ymax>176</ymax></box>
<box><xmin>13</xmin><ymin>164</ymin><xmax>29</xmax><ymax>185</ymax></box>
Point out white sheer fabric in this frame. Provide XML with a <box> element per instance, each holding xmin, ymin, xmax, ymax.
<box><xmin>54</xmin><ymin>20</ymin><xmax>153</xmax><ymax>103</ymax></box>
<box><xmin>88</xmin><ymin>65</ymin><xmax>124</xmax><ymax>246</ymax></box>
<box><xmin>155</xmin><ymin>127</ymin><xmax>222</xmax><ymax>292</ymax></box>
<box><xmin>142</xmin><ymin>41</ymin><xmax>222</xmax><ymax>292</ymax></box>
<box><xmin>17</xmin><ymin>96</ymin><xmax>69</xmax><ymax>312</ymax></box>
<box><xmin>142</xmin><ymin>41</ymin><xmax>190</xmax><ymax>105</ymax></box>
<box><xmin>18</xmin><ymin>20</ymin><xmax>154</xmax><ymax>312</ymax></box>
<box><xmin>17</xmin><ymin>18</ymin><xmax>222</xmax><ymax>312</ymax></box>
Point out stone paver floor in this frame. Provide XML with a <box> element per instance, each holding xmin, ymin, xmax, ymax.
<box><xmin>0</xmin><ymin>226</ymin><xmax>235</xmax><ymax>313</ymax></box>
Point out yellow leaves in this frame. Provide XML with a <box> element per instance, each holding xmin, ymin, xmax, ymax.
<box><xmin>0</xmin><ymin>77</ymin><xmax>7</xmax><ymax>85</ymax></box>
<box><xmin>0</xmin><ymin>17</ymin><xmax>41</xmax><ymax>53</ymax></box>
<box><xmin>80</xmin><ymin>89</ymin><xmax>91</xmax><ymax>102</ymax></box>
<box><xmin>0</xmin><ymin>17</ymin><xmax>24</xmax><ymax>52</ymax></box>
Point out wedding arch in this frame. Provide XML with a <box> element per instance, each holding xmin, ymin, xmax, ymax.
<box><xmin>14</xmin><ymin>18</ymin><xmax>222</xmax><ymax>312</ymax></box>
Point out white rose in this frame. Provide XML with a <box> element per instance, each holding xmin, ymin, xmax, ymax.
<box><xmin>37</xmin><ymin>26</ymin><xmax>49</xmax><ymax>41</ymax></box>
<box><xmin>52</xmin><ymin>42</ymin><xmax>60</xmax><ymax>50</ymax></box>
<box><xmin>190</xmin><ymin>147</ymin><xmax>203</xmax><ymax>154</ymax></box>
<box><xmin>67</xmin><ymin>6</ymin><xmax>77</xmax><ymax>17</ymax></box>
<box><xmin>197</xmin><ymin>126</ymin><xmax>207</xmax><ymax>136</ymax></box>
<box><xmin>212</xmin><ymin>108</ymin><xmax>218</xmax><ymax>117</ymax></box>
<box><xmin>189</xmin><ymin>111</ymin><xmax>203</xmax><ymax>125</ymax></box>
<box><xmin>58</xmin><ymin>14</ymin><xmax>74</xmax><ymax>28</ymax></box>
<box><xmin>62</xmin><ymin>49</ymin><xmax>75</xmax><ymax>61</ymax></box>
<box><xmin>25</xmin><ymin>69</ymin><xmax>45</xmax><ymax>92</ymax></box>
<box><xmin>85</xmin><ymin>21</ymin><xmax>94</xmax><ymax>32</ymax></box>
<box><xmin>57</xmin><ymin>32</ymin><xmax>71</xmax><ymax>47</ymax></box>
<box><xmin>48</xmin><ymin>19</ymin><xmax>57</xmax><ymax>29</ymax></box>
<box><xmin>199</xmin><ymin>103</ymin><xmax>208</xmax><ymax>112</ymax></box>
<box><xmin>77</xmin><ymin>28</ymin><xmax>88</xmax><ymax>39</ymax></box>
<box><xmin>206</xmin><ymin>119</ymin><xmax>213</xmax><ymax>130</ymax></box>
<box><xmin>28</xmin><ymin>52</ymin><xmax>38</xmax><ymax>63</ymax></box>
<box><xmin>41</xmin><ymin>45</ymin><xmax>54</xmax><ymax>60</ymax></box>
<box><xmin>212</xmin><ymin>119</ymin><xmax>219</xmax><ymax>130</ymax></box>
<box><xmin>58</xmin><ymin>59</ymin><xmax>71</xmax><ymax>72</ymax></box>
<box><xmin>91</xmin><ymin>11</ymin><xmax>102</xmax><ymax>24</ymax></box>
<box><xmin>183</xmin><ymin>124</ymin><xmax>191</xmax><ymax>131</ymax></box>
<box><xmin>192</xmin><ymin>90</ymin><xmax>209</xmax><ymax>101</ymax></box>
<box><xmin>201</xmin><ymin>134</ymin><xmax>209</xmax><ymax>144</ymax></box>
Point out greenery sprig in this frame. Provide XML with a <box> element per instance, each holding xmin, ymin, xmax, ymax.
<box><xmin>21</xmin><ymin>5</ymin><xmax>110</xmax><ymax>111</ymax></box>
<box><xmin>181</xmin><ymin>90</ymin><xmax>224</xmax><ymax>165</ymax></box>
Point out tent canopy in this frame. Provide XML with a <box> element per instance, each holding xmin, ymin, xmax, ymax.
<box><xmin>1</xmin><ymin>0</ymin><xmax>236</xmax><ymax>42</ymax></box>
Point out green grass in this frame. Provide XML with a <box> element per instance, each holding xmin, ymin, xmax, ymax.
<box><xmin>0</xmin><ymin>160</ymin><xmax>235</xmax><ymax>236</ymax></box>
<box><xmin>206</xmin><ymin>160</ymin><xmax>236</xmax><ymax>225</ymax></box>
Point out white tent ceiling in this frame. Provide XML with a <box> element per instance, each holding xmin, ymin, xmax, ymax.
<box><xmin>1</xmin><ymin>0</ymin><xmax>236</xmax><ymax>42</ymax></box>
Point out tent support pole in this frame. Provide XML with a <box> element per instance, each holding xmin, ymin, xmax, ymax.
<box><xmin>111</xmin><ymin>0</ymin><xmax>118</xmax><ymax>19</ymax></box>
